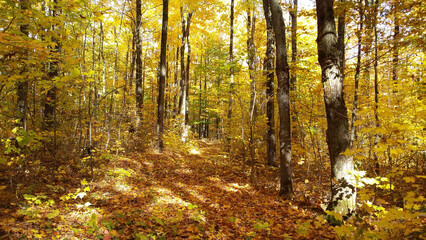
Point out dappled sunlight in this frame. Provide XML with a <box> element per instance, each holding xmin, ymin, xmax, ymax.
<box><xmin>113</xmin><ymin>180</ymin><xmax>132</xmax><ymax>192</ymax></box>
<box><xmin>173</xmin><ymin>182</ymin><xmax>207</xmax><ymax>203</ymax></box>
<box><xmin>174</xmin><ymin>167</ymin><xmax>193</xmax><ymax>175</ymax></box>
<box><xmin>189</xmin><ymin>147</ymin><xmax>200</xmax><ymax>155</ymax></box>
<box><xmin>151</xmin><ymin>187</ymin><xmax>189</xmax><ymax>207</ymax></box>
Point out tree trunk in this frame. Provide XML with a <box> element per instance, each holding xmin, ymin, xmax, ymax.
<box><xmin>185</xmin><ymin>13</ymin><xmax>193</xmax><ymax>126</ymax></box>
<box><xmin>157</xmin><ymin>0</ymin><xmax>168</xmax><ymax>151</ymax></box>
<box><xmin>247</xmin><ymin>9</ymin><xmax>257</xmax><ymax>184</ymax></box>
<box><xmin>269</xmin><ymin>0</ymin><xmax>293</xmax><ymax>198</ymax></box>
<box><xmin>262</xmin><ymin>0</ymin><xmax>277</xmax><ymax>167</ymax></box>
<box><xmin>315</xmin><ymin>0</ymin><xmax>355</xmax><ymax>218</ymax></box>
<box><xmin>17</xmin><ymin>0</ymin><xmax>29</xmax><ymax>130</ymax></box>
<box><xmin>226</xmin><ymin>0</ymin><xmax>235</xmax><ymax>149</ymax></box>
<box><xmin>350</xmin><ymin>0</ymin><xmax>364</xmax><ymax>148</ymax></box>
<box><xmin>44</xmin><ymin>0</ymin><xmax>59</xmax><ymax>133</ymax></box>
<box><xmin>373</xmin><ymin>0</ymin><xmax>380</xmax><ymax>175</ymax></box>
<box><xmin>135</xmin><ymin>0</ymin><xmax>144</xmax><ymax>124</ymax></box>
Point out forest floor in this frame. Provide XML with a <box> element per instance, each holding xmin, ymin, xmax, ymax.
<box><xmin>0</xmin><ymin>140</ymin><xmax>336</xmax><ymax>239</ymax></box>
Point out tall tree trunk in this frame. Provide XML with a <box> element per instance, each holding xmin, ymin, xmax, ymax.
<box><xmin>373</xmin><ymin>0</ymin><xmax>380</xmax><ymax>175</ymax></box>
<box><xmin>269</xmin><ymin>0</ymin><xmax>293</xmax><ymax>198</ymax></box>
<box><xmin>178</xmin><ymin>8</ymin><xmax>186</xmax><ymax>116</ymax></box>
<box><xmin>392</xmin><ymin>3</ymin><xmax>399</xmax><ymax>88</ymax></box>
<box><xmin>262</xmin><ymin>0</ymin><xmax>277</xmax><ymax>167</ymax></box>
<box><xmin>17</xmin><ymin>0</ymin><xmax>29</xmax><ymax>130</ymax></box>
<box><xmin>315</xmin><ymin>0</ymin><xmax>355</xmax><ymax>218</ymax></box>
<box><xmin>135</xmin><ymin>0</ymin><xmax>144</xmax><ymax>125</ymax></box>
<box><xmin>157</xmin><ymin>0</ymin><xmax>169</xmax><ymax>151</ymax></box>
<box><xmin>247</xmin><ymin>9</ymin><xmax>257</xmax><ymax>184</ymax></box>
<box><xmin>350</xmin><ymin>0</ymin><xmax>365</xmax><ymax>148</ymax></box>
<box><xmin>185</xmin><ymin>12</ymin><xmax>193</xmax><ymax>126</ymax></box>
<box><xmin>226</xmin><ymin>0</ymin><xmax>235</xmax><ymax>147</ymax></box>
<box><xmin>44</xmin><ymin>0</ymin><xmax>60</xmax><ymax>134</ymax></box>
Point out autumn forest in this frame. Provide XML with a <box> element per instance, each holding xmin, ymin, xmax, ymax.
<box><xmin>0</xmin><ymin>0</ymin><xmax>424</xmax><ymax>239</ymax></box>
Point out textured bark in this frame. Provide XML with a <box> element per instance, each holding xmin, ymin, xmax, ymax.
<box><xmin>44</xmin><ymin>0</ymin><xmax>59</xmax><ymax>131</ymax></box>
<box><xmin>262</xmin><ymin>0</ymin><xmax>277</xmax><ymax>167</ymax></box>
<box><xmin>247</xmin><ymin>9</ymin><xmax>257</xmax><ymax>184</ymax></box>
<box><xmin>316</xmin><ymin>0</ymin><xmax>355</xmax><ymax>218</ymax></box>
<box><xmin>392</xmin><ymin>3</ymin><xmax>399</xmax><ymax>85</ymax></box>
<box><xmin>178</xmin><ymin>8</ymin><xmax>192</xmax><ymax>141</ymax></box>
<box><xmin>178</xmin><ymin>7</ymin><xmax>186</xmax><ymax>115</ymax></box>
<box><xmin>269</xmin><ymin>0</ymin><xmax>293</xmax><ymax>198</ymax></box>
<box><xmin>373</xmin><ymin>0</ymin><xmax>380</xmax><ymax>174</ymax></box>
<box><xmin>157</xmin><ymin>0</ymin><xmax>168</xmax><ymax>151</ymax></box>
<box><xmin>135</xmin><ymin>0</ymin><xmax>143</xmax><ymax>123</ymax></box>
<box><xmin>17</xmin><ymin>0</ymin><xmax>29</xmax><ymax>130</ymax></box>
<box><xmin>185</xmin><ymin>13</ymin><xmax>193</xmax><ymax>125</ymax></box>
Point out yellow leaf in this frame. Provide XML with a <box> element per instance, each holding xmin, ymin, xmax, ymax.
<box><xmin>81</xmin><ymin>179</ymin><xmax>88</xmax><ymax>185</ymax></box>
<box><xmin>0</xmin><ymin>185</ymin><xmax>6</xmax><ymax>190</ymax></box>
<box><xmin>403</xmin><ymin>177</ymin><xmax>415</xmax><ymax>183</ymax></box>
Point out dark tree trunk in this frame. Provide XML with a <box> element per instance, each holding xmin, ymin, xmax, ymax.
<box><xmin>228</xmin><ymin>0</ymin><xmax>235</xmax><ymax>120</ymax></box>
<box><xmin>17</xmin><ymin>0</ymin><xmax>29</xmax><ymax>130</ymax></box>
<box><xmin>185</xmin><ymin>13</ymin><xmax>193</xmax><ymax>125</ymax></box>
<box><xmin>135</xmin><ymin>0</ymin><xmax>143</xmax><ymax>124</ymax></box>
<box><xmin>316</xmin><ymin>0</ymin><xmax>355</xmax><ymax>218</ymax></box>
<box><xmin>44</xmin><ymin>0</ymin><xmax>59</xmax><ymax>132</ymax></box>
<box><xmin>157</xmin><ymin>0</ymin><xmax>168</xmax><ymax>151</ymax></box>
<box><xmin>262</xmin><ymin>0</ymin><xmax>277</xmax><ymax>167</ymax></box>
<box><xmin>392</xmin><ymin>3</ymin><xmax>399</xmax><ymax>86</ymax></box>
<box><xmin>247</xmin><ymin>9</ymin><xmax>257</xmax><ymax>184</ymax></box>
<box><xmin>373</xmin><ymin>0</ymin><xmax>380</xmax><ymax>174</ymax></box>
<box><xmin>269</xmin><ymin>0</ymin><xmax>293</xmax><ymax>198</ymax></box>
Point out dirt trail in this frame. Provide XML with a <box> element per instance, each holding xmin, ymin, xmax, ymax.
<box><xmin>95</xmin><ymin>140</ymin><xmax>335</xmax><ymax>239</ymax></box>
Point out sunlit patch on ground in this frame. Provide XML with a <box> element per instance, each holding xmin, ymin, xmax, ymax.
<box><xmin>189</xmin><ymin>147</ymin><xmax>200</xmax><ymax>155</ymax></box>
<box><xmin>174</xmin><ymin>167</ymin><xmax>193</xmax><ymax>175</ymax></box>
<box><xmin>151</xmin><ymin>187</ymin><xmax>189</xmax><ymax>207</ymax></box>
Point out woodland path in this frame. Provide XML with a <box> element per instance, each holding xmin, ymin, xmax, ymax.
<box><xmin>86</xmin><ymin>140</ymin><xmax>335</xmax><ymax>239</ymax></box>
<box><xmin>0</xmin><ymin>140</ymin><xmax>335</xmax><ymax>239</ymax></box>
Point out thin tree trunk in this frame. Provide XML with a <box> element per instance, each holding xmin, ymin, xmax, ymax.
<box><xmin>373</xmin><ymin>0</ymin><xmax>380</xmax><ymax>175</ymax></box>
<box><xmin>316</xmin><ymin>0</ymin><xmax>355</xmax><ymax>218</ymax></box>
<box><xmin>350</xmin><ymin>0</ymin><xmax>364</xmax><ymax>148</ymax></box>
<box><xmin>269</xmin><ymin>0</ymin><xmax>293</xmax><ymax>198</ymax></box>
<box><xmin>135</xmin><ymin>0</ymin><xmax>144</xmax><ymax>125</ymax></box>
<box><xmin>226</xmin><ymin>0</ymin><xmax>235</xmax><ymax>148</ymax></box>
<box><xmin>262</xmin><ymin>0</ymin><xmax>277</xmax><ymax>167</ymax></box>
<box><xmin>185</xmin><ymin>12</ymin><xmax>193</xmax><ymax>126</ymax></box>
<box><xmin>157</xmin><ymin>0</ymin><xmax>169</xmax><ymax>151</ymax></box>
<box><xmin>247</xmin><ymin>9</ymin><xmax>257</xmax><ymax>185</ymax></box>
